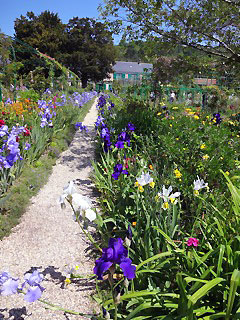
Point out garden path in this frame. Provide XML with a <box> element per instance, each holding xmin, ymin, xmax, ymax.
<box><xmin>0</xmin><ymin>98</ymin><xmax>99</xmax><ymax>320</ymax></box>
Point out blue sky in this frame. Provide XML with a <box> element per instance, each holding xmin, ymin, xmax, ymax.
<box><xmin>0</xmin><ymin>0</ymin><xmax>121</xmax><ymax>43</ymax></box>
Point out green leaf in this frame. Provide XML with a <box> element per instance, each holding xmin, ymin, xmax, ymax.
<box><xmin>189</xmin><ymin>278</ymin><xmax>224</xmax><ymax>304</ymax></box>
<box><xmin>136</xmin><ymin>252</ymin><xmax>173</xmax><ymax>271</ymax></box>
<box><xmin>225</xmin><ymin>269</ymin><xmax>240</xmax><ymax>320</ymax></box>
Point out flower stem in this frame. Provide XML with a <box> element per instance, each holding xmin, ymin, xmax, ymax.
<box><xmin>68</xmin><ymin>200</ymin><xmax>102</xmax><ymax>253</ymax></box>
<box><xmin>38</xmin><ymin>298</ymin><xmax>96</xmax><ymax>318</ymax></box>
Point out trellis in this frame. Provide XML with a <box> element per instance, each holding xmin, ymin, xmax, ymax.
<box><xmin>0</xmin><ymin>35</ymin><xmax>81</xmax><ymax>102</ymax></box>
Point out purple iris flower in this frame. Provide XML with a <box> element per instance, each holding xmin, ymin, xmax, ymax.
<box><xmin>0</xmin><ymin>125</ymin><xmax>8</xmax><ymax>137</ymax></box>
<box><xmin>101</xmin><ymin>127</ymin><xmax>110</xmax><ymax>139</ymax></box>
<box><xmin>0</xmin><ymin>272</ymin><xmax>19</xmax><ymax>296</ymax></box>
<box><xmin>75</xmin><ymin>122</ymin><xmax>88</xmax><ymax>132</ymax></box>
<box><xmin>22</xmin><ymin>270</ymin><xmax>45</xmax><ymax>302</ymax></box>
<box><xmin>115</xmin><ymin>131</ymin><xmax>131</xmax><ymax>148</ymax></box>
<box><xmin>112</xmin><ymin>163</ymin><xmax>128</xmax><ymax>180</ymax></box>
<box><xmin>127</xmin><ymin>122</ymin><xmax>136</xmax><ymax>132</ymax></box>
<box><xmin>24</xmin><ymin>143</ymin><xmax>31</xmax><ymax>151</ymax></box>
<box><xmin>115</xmin><ymin>140</ymin><xmax>125</xmax><ymax>149</ymax></box>
<box><xmin>94</xmin><ymin>238</ymin><xmax>136</xmax><ymax>280</ymax></box>
<box><xmin>24</xmin><ymin>270</ymin><xmax>43</xmax><ymax>286</ymax></box>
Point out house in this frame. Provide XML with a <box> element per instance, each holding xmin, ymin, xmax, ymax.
<box><xmin>96</xmin><ymin>61</ymin><xmax>153</xmax><ymax>90</ymax></box>
<box><xmin>112</xmin><ymin>61</ymin><xmax>153</xmax><ymax>81</ymax></box>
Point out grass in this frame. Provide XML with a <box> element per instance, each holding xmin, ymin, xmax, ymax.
<box><xmin>0</xmin><ymin>98</ymin><xmax>96</xmax><ymax>239</ymax></box>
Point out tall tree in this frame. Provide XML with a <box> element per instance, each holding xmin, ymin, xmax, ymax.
<box><xmin>99</xmin><ymin>0</ymin><xmax>240</xmax><ymax>65</ymax></box>
<box><xmin>14</xmin><ymin>11</ymin><xmax>65</xmax><ymax>59</ymax></box>
<box><xmin>62</xmin><ymin>17</ymin><xmax>116</xmax><ymax>87</ymax></box>
<box><xmin>14</xmin><ymin>11</ymin><xmax>65</xmax><ymax>78</ymax></box>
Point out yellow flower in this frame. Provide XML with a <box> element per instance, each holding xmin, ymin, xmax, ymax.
<box><xmin>194</xmin><ymin>115</ymin><xmax>199</xmax><ymax>120</ymax></box>
<box><xmin>171</xmin><ymin>116</ymin><xmax>174</xmax><ymax>120</ymax></box>
<box><xmin>65</xmin><ymin>278</ymin><xmax>71</xmax><ymax>285</ymax></box>
<box><xmin>162</xmin><ymin>202</ymin><xmax>169</xmax><ymax>209</ymax></box>
<box><xmin>149</xmin><ymin>164</ymin><xmax>153</xmax><ymax>170</ymax></box>
<box><xmin>225</xmin><ymin>171</ymin><xmax>230</xmax><ymax>176</ymax></box>
<box><xmin>176</xmin><ymin>138</ymin><xmax>179</xmax><ymax>141</ymax></box>
<box><xmin>185</xmin><ymin>108</ymin><xmax>192</xmax><ymax>112</ymax></box>
<box><xmin>202</xmin><ymin>121</ymin><xmax>205</xmax><ymax>125</ymax></box>
<box><xmin>169</xmin><ymin>197</ymin><xmax>175</xmax><ymax>204</ymax></box>
<box><xmin>172</xmin><ymin>107</ymin><xmax>178</xmax><ymax>110</ymax></box>
<box><xmin>138</xmin><ymin>185</ymin><xmax>144</xmax><ymax>192</ymax></box>
<box><xmin>149</xmin><ymin>181</ymin><xmax>155</xmax><ymax>188</ymax></box>
<box><xmin>132</xmin><ymin>221</ymin><xmax>136</xmax><ymax>227</ymax></box>
<box><xmin>202</xmin><ymin>154</ymin><xmax>210</xmax><ymax>160</ymax></box>
<box><xmin>157</xmin><ymin>112</ymin><xmax>162</xmax><ymax>116</ymax></box>
<box><xmin>194</xmin><ymin>190</ymin><xmax>199</xmax><ymax>196</ymax></box>
<box><xmin>206</xmin><ymin>116</ymin><xmax>210</xmax><ymax>119</ymax></box>
<box><xmin>135</xmin><ymin>181</ymin><xmax>139</xmax><ymax>187</ymax></box>
<box><xmin>188</xmin><ymin>111</ymin><xmax>195</xmax><ymax>115</ymax></box>
<box><xmin>75</xmin><ymin>265</ymin><xmax>79</xmax><ymax>270</ymax></box>
<box><xmin>200</xmin><ymin>144</ymin><xmax>206</xmax><ymax>149</ymax></box>
<box><xmin>174</xmin><ymin>169</ymin><xmax>182</xmax><ymax>179</ymax></box>
<box><xmin>170</xmin><ymin>124</ymin><xmax>172</xmax><ymax>127</ymax></box>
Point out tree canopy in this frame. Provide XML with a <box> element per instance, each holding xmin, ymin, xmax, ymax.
<box><xmin>14</xmin><ymin>11</ymin><xmax>116</xmax><ymax>87</ymax></box>
<box><xmin>99</xmin><ymin>0</ymin><xmax>240</xmax><ymax>64</ymax></box>
<box><xmin>62</xmin><ymin>17</ymin><xmax>116</xmax><ymax>87</ymax></box>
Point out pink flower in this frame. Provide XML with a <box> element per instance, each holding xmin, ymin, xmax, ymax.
<box><xmin>187</xmin><ymin>237</ymin><xmax>199</xmax><ymax>247</ymax></box>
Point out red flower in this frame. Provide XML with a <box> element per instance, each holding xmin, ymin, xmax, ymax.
<box><xmin>0</xmin><ymin>120</ymin><xmax>5</xmax><ymax>127</ymax></box>
<box><xmin>24</xmin><ymin>128</ymin><xmax>31</xmax><ymax>136</ymax></box>
<box><xmin>16</xmin><ymin>136</ymin><xmax>20</xmax><ymax>142</ymax></box>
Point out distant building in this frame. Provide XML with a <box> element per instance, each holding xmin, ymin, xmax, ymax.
<box><xmin>112</xmin><ymin>61</ymin><xmax>153</xmax><ymax>81</ymax></box>
<box><xmin>193</xmin><ymin>78</ymin><xmax>217</xmax><ymax>86</ymax></box>
<box><xmin>97</xmin><ymin>61</ymin><xmax>153</xmax><ymax>90</ymax></box>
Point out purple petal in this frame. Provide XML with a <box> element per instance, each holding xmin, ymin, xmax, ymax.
<box><xmin>93</xmin><ymin>260</ymin><xmax>113</xmax><ymax>280</ymax></box>
<box><xmin>1</xmin><ymin>278</ymin><xmax>19</xmax><ymax>296</ymax></box>
<box><xmin>24</xmin><ymin>286</ymin><xmax>43</xmax><ymax>302</ymax></box>
<box><xmin>119</xmin><ymin>258</ymin><xmax>136</xmax><ymax>279</ymax></box>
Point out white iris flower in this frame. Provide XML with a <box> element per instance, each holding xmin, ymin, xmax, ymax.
<box><xmin>157</xmin><ymin>185</ymin><xmax>181</xmax><ymax>210</ymax></box>
<box><xmin>137</xmin><ymin>172</ymin><xmax>153</xmax><ymax>186</ymax></box>
<box><xmin>193</xmin><ymin>176</ymin><xmax>208</xmax><ymax>190</ymax></box>
<box><xmin>59</xmin><ymin>181</ymin><xmax>96</xmax><ymax>222</ymax></box>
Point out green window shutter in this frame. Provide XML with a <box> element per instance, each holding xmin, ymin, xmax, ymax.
<box><xmin>122</xmin><ymin>73</ymin><xmax>125</xmax><ymax>79</ymax></box>
<box><xmin>113</xmin><ymin>73</ymin><xmax>117</xmax><ymax>80</ymax></box>
<box><xmin>128</xmin><ymin>74</ymin><xmax>132</xmax><ymax>79</ymax></box>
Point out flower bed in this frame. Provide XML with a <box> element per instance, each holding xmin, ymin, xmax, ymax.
<box><xmin>0</xmin><ymin>89</ymin><xmax>97</xmax><ymax>238</ymax></box>
<box><xmin>91</xmin><ymin>95</ymin><xmax>240</xmax><ymax>319</ymax></box>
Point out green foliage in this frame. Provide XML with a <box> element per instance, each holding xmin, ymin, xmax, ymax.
<box><xmin>99</xmin><ymin>0</ymin><xmax>240</xmax><ymax>66</ymax></box>
<box><xmin>92</xmin><ymin>94</ymin><xmax>240</xmax><ymax>319</ymax></box>
<box><xmin>0</xmin><ymin>93</ymin><xmax>95</xmax><ymax>239</ymax></box>
<box><xmin>14</xmin><ymin>12</ymin><xmax>116</xmax><ymax>88</ymax></box>
<box><xmin>62</xmin><ymin>17</ymin><xmax>116</xmax><ymax>87</ymax></box>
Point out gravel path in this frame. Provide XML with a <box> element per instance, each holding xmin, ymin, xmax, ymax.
<box><xmin>0</xmin><ymin>98</ymin><xmax>99</xmax><ymax>320</ymax></box>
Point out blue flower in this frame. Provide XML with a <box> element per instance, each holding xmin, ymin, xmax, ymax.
<box><xmin>94</xmin><ymin>238</ymin><xmax>136</xmax><ymax>280</ymax></box>
<box><xmin>212</xmin><ymin>113</ymin><xmax>222</xmax><ymax>124</ymax></box>
<box><xmin>112</xmin><ymin>163</ymin><xmax>128</xmax><ymax>180</ymax></box>
<box><xmin>115</xmin><ymin>140</ymin><xmax>125</xmax><ymax>149</ymax></box>
<box><xmin>127</xmin><ymin>122</ymin><xmax>136</xmax><ymax>132</ymax></box>
<box><xmin>22</xmin><ymin>270</ymin><xmax>45</xmax><ymax>303</ymax></box>
<box><xmin>0</xmin><ymin>272</ymin><xmax>19</xmax><ymax>296</ymax></box>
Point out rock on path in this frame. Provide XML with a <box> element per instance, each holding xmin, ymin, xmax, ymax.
<box><xmin>0</xmin><ymin>98</ymin><xmax>99</xmax><ymax>320</ymax></box>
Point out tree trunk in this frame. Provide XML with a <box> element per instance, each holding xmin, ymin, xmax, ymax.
<box><xmin>81</xmin><ymin>75</ymin><xmax>88</xmax><ymax>88</ymax></box>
